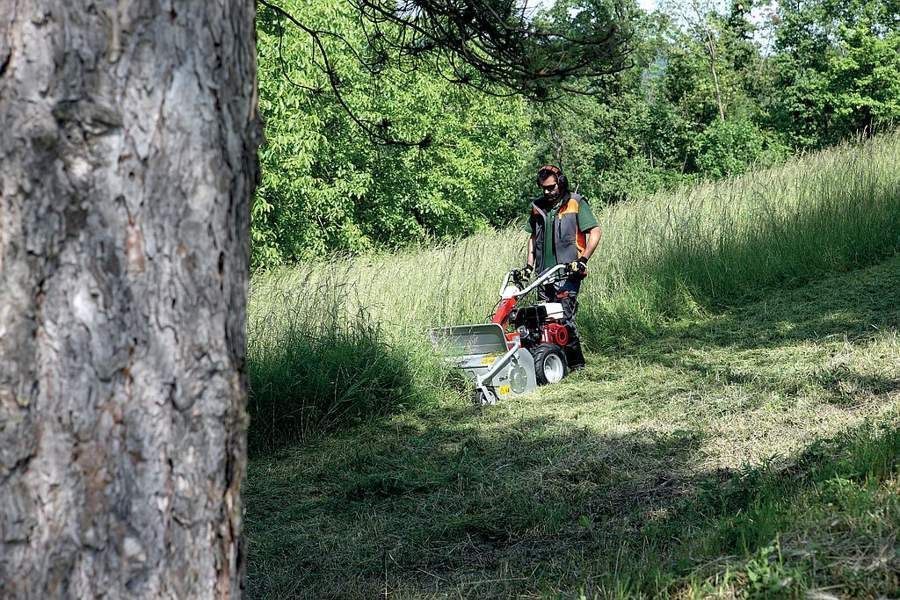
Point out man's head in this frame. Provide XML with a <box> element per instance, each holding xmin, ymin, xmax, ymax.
<box><xmin>537</xmin><ymin>164</ymin><xmax>566</xmax><ymax>202</ymax></box>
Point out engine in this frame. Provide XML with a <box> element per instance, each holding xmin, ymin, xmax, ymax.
<box><xmin>511</xmin><ymin>303</ymin><xmax>570</xmax><ymax>347</ymax></box>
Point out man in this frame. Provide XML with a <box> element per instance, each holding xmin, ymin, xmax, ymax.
<box><xmin>523</xmin><ymin>164</ymin><xmax>602</xmax><ymax>369</ymax></box>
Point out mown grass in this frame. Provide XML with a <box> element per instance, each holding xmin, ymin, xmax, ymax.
<box><xmin>247</xmin><ymin>132</ymin><xmax>900</xmax><ymax>449</ymax></box>
<box><xmin>244</xmin><ymin>254</ymin><xmax>899</xmax><ymax>598</ymax></box>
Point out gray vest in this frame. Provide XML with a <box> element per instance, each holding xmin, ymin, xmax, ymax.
<box><xmin>529</xmin><ymin>193</ymin><xmax>586</xmax><ymax>272</ymax></box>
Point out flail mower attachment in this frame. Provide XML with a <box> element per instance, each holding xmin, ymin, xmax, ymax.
<box><xmin>429</xmin><ymin>323</ymin><xmax>537</xmax><ymax>406</ymax></box>
<box><xmin>430</xmin><ymin>263</ymin><xmax>580</xmax><ymax>406</ymax></box>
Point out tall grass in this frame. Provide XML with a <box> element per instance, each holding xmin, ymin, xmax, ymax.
<box><xmin>246</xmin><ymin>275</ymin><xmax>455</xmax><ymax>452</ymax></box>
<box><xmin>248</xmin><ymin>133</ymin><xmax>900</xmax><ymax>449</ymax></box>
<box><xmin>581</xmin><ymin>130</ymin><xmax>900</xmax><ymax>341</ymax></box>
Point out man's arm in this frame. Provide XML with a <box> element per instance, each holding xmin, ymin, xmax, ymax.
<box><xmin>581</xmin><ymin>226</ymin><xmax>602</xmax><ymax>261</ymax></box>
<box><xmin>527</xmin><ymin>236</ymin><xmax>535</xmax><ymax>268</ymax></box>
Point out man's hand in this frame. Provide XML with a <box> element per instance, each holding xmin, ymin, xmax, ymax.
<box><xmin>513</xmin><ymin>264</ymin><xmax>534</xmax><ymax>282</ymax></box>
<box><xmin>567</xmin><ymin>257</ymin><xmax>588</xmax><ymax>278</ymax></box>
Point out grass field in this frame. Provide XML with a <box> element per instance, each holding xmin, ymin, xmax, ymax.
<box><xmin>244</xmin><ymin>253</ymin><xmax>899</xmax><ymax>598</ymax></box>
<box><xmin>247</xmin><ymin>132</ymin><xmax>900</xmax><ymax>450</ymax></box>
<box><xmin>244</xmin><ymin>134</ymin><xmax>899</xmax><ymax>596</ymax></box>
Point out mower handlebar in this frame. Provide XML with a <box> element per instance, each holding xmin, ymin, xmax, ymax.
<box><xmin>504</xmin><ymin>263</ymin><xmax>569</xmax><ymax>298</ymax></box>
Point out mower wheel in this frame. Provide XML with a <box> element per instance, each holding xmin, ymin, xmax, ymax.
<box><xmin>473</xmin><ymin>388</ymin><xmax>496</xmax><ymax>406</ymax></box>
<box><xmin>530</xmin><ymin>344</ymin><xmax>568</xmax><ymax>385</ymax></box>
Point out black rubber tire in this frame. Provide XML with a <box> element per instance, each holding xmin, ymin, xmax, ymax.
<box><xmin>530</xmin><ymin>343</ymin><xmax>569</xmax><ymax>385</ymax></box>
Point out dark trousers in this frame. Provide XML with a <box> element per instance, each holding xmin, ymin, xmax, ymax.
<box><xmin>538</xmin><ymin>275</ymin><xmax>586</xmax><ymax>369</ymax></box>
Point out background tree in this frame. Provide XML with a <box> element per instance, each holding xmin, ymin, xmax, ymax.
<box><xmin>250</xmin><ymin>0</ymin><xmax>900</xmax><ymax>268</ymax></box>
<box><xmin>772</xmin><ymin>0</ymin><xmax>900</xmax><ymax>147</ymax></box>
<box><xmin>253</xmin><ymin>0</ymin><xmax>534</xmax><ymax>267</ymax></box>
<box><xmin>251</xmin><ymin>0</ymin><xmax>638</xmax><ymax>267</ymax></box>
<box><xmin>252</xmin><ymin>0</ymin><xmax>841</xmax><ymax>266</ymax></box>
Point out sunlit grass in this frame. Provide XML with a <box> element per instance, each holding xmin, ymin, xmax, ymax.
<box><xmin>245</xmin><ymin>255</ymin><xmax>900</xmax><ymax>598</ymax></box>
<box><xmin>247</xmin><ymin>132</ymin><xmax>900</xmax><ymax>449</ymax></box>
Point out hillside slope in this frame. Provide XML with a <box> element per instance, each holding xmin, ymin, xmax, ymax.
<box><xmin>245</xmin><ymin>254</ymin><xmax>899</xmax><ymax>599</ymax></box>
<box><xmin>247</xmin><ymin>133</ymin><xmax>900</xmax><ymax>451</ymax></box>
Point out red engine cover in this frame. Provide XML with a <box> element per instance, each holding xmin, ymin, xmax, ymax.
<box><xmin>542</xmin><ymin>323</ymin><xmax>569</xmax><ymax>346</ymax></box>
<box><xmin>492</xmin><ymin>297</ymin><xmax>518</xmax><ymax>326</ymax></box>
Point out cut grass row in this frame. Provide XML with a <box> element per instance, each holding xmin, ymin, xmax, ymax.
<box><xmin>244</xmin><ymin>253</ymin><xmax>900</xmax><ymax>598</ymax></box>
<box><xmin>247</xmin><ymin>132</ymin><xmax>900</xmax><ymax>450</ymax></box>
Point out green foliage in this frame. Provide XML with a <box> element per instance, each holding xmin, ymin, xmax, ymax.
<box><xmin>527</xmin><ymin>90</ymin><xmax>696</xmax><ymax>205</ymax></box>
<box><xmin>251</xmin><ymin>0</ymin><xmax>899</xmax><ymax>264</ymax></box>
<box><xmin>525</xmin><ymin>60</ymin><xmax>699</xmax><ymax>203</ymax></box>
<box><xmin>773</xmin><ymin>0</ymin><xmax>900</xmax><ymax>147</ymax></box>
<box><xmin>525</xmin><ymin>2</ymin><xmax>795</xmax><ymax>203</ymax></box>
<box><xmin>692</xmin><ymin>116</ymin><xmax>789</xmax><ymax>177</ymax></box>
<box><xmin>253</xmin><ymin>0</ymin><xmax>531</xmax><ymax>269</ymax></box>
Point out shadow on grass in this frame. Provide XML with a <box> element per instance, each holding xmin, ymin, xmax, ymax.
<box><xmin>680</xmin><ymin>254</ymin><xmax>899</xmax><ymax>349</ymax></box>
<box><xmin>245</xmin><ymin>418</ymin><xmax>705</xmax><ymax>598</ymax></box>
<box><xmin>244</xmin><ymin>256</ymin><xmax>899</xmax><ymax>595</ymax></box>
<box><xmin>244</xmin><ymin>408</ymin><xmax>898</xmax><ymax>599</ymax></box>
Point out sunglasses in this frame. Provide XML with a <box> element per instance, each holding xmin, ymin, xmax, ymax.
<box><xmin>541</xmin><ymin>182</ymin><xmax>558</xmax><ymax>192</ymax></box>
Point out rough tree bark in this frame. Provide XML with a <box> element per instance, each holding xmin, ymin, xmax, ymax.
<box><xmin>0</xmin><ymin>1</ymin><xmax>258</xmax><ymax>597</ymax></box>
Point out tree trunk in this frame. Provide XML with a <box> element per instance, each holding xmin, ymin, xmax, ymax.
<box><xmin>705</xmin><ymin>29</ymin><xmax>726</xmax><ymax>122</ymax></box>
<box><xmin>0</xmin><ymin>1</ymin><xmax>259</xmax><ymax>597</ymax></box>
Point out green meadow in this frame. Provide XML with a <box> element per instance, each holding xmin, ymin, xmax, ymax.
<box><xmin>244</xmin><ymin>133</ymin><xmax>900</xmax><ymax>598</ymax></box>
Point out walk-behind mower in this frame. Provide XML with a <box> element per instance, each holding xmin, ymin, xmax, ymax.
<box><xmin>430</xmin><ymin>263</ymin><xmax>583</xmax><ymax>405</ymax></box>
